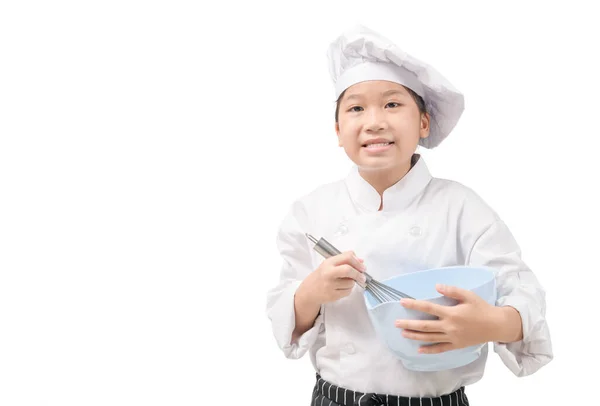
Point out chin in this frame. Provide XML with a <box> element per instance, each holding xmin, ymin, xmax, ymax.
<box><xmin>356</xmin><ymin>160</ymin><xmax>397</xmax><ymax>171</ymax></box>
<box><xmin>355</xmin><ymin>153</ymin><xmax>414</xmax><ymax>172</ymax></box>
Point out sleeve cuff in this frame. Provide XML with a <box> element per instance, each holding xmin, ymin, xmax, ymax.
<box><xmin>268</xmin><ymin>281</ymin><xmax>324</xmax><ymax>359</ymax></box>
<box><xmin>493</xmin><ymin>296</ymin><xmax>553</xmax><ymax>377</ymax></box>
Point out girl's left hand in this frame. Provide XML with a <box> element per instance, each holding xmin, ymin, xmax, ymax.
<box><xmin>394</xmin><ymin>284</ymin><xmax>506</xmax><ymax>354</ymax></box>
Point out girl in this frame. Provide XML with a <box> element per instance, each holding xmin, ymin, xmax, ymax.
<box><xmin>266</xmin><ymin>25</ymin><xmax>552</xmax><ymax>406</ymax></box>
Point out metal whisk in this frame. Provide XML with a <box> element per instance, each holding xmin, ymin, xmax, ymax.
<box><xmin>305</xmin><ymin>234</ymin><xmax>414</xmax><ymax>303</ymax></box>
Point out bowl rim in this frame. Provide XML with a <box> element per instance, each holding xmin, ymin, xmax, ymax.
<box><xmin>363</xmin><ymin>265</ymin><xmax>497</xmax><ymax>309</ymax></box>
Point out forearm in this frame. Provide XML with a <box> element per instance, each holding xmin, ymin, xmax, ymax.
<box><xmin>493</xmin><ymin>306</ymin><xmax>524</xmax><ymax>343</ymax></box>
<box><xmin>292</xmin><ymin>276</ymin><xmax>322</xmax><ymax>342</ymax></box>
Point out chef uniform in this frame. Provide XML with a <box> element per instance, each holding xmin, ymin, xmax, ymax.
<box><xmin>266</xmin><ymin>25</ymin><xmax>552</xmax><ymax>406</ymax></box>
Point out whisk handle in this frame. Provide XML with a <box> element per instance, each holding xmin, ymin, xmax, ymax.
<box><xmin>305</xmin><ymin>233</ymin><xmax>341</xmax><ymax>258</ymax></box>
<box><xmin>305</xmin><ymin>234</ymin><xmax>371</xmax><ymax>287</ymax></box>
<box><xmin>315</xmin><ymin>238</ymin><xmax>341</xmax><ymax>258</ymax></box>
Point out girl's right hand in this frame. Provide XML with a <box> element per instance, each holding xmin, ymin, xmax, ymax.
<box><xmin>307</xmin><ymin>251</ymin><xmax>367</xmax><ymax>305</ymax></box>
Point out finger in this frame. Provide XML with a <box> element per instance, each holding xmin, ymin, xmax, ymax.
<box><xmin>330</xmin><ymin>251</ymin><xmax>355</xmax><ymax>266</ymax></box>
<box><xmin>418</xmin><ymin>342</ymin><xmax>456</xmax><ymax>354</ymax></box>
<box><xmin>401</xmin><ymin>330</ymin><xmax>447</xmax><ymax>343</ymax></box>
<box><xmin>332</xmin><ymin>251</ymin><xmax>366</xmax><ymax>272</ymax></box>
<box><xmin>436</xmin><ymin>284</ymin><xmax>473</xmax><ymax>302</ymax></box>
<box><xmin>400</xmin><ymin>298</ymin><xmax>449</xmax><ymax>318</ymax></box>
<box><xmin>336</xmin><ymin>264</ymin><xmax>366</xmax><ymax>284</ymax></box>
<box><xmin>394</xmin><ymin>319</ymin><xmax>445</xmax><ymax>333</ymax></box>
<box><xmin>348</xmin><ymin>252</ymin><xmax>367</xmax><ymax>272</ymax></box>
<box><xmin>334</xmin><ymin>287</ymin><xmax>353</xmax><ymax>297</ymax></box>
<box><xmin>335</xmin><ymin>278</ymin><xmax>355</xmax><ymax>290</ymax></box>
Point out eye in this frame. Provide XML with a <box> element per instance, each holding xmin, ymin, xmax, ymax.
<box><xmin>348</xmin><ymin>106</ymin><xmax>363</xmax><ymax>112</ymax></box>
<box><xmin>386</xmin><ymin>102</ymin><xmax>401</xmax><ymax>108</ymax></box>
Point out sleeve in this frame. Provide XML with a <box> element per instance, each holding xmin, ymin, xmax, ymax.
<box><xmin>265</xmin><ymin>201</ymin><xmax>324</xmax><ymax>359</ymax></box>
<box><xmin>466</xmin><ymin>218</ymin><xmax>553</xmax><ymax>377</ymax></box>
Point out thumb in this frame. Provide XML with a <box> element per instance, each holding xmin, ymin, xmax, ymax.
<box><xmin>436</xmin><ymin>284</ymin><xmax>473</xmax><ymax>302</ymax></box>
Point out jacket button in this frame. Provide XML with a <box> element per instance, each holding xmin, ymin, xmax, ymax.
<box><xmin>344</xmin><ymin>343</ymin><xmax>356</xmax><ymax>354</ymax></box>
<box><xmin>409</xmin><ymin>226</ymin><xmax>422</xmax><ymax>237</ymax></box>
<box><xmin>335</xmin><ymin>224</ymin><xmax>349</xmax><ymax>236</ymax></box>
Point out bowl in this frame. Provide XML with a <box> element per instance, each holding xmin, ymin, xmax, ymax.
<box><xmin>364</xmin><ymin>265</ymin><xmax>497</xmax><ymax>371</ymax></box>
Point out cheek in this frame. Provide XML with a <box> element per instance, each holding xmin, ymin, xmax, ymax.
<box><xmin>337</xmin><ymin>120</ymin><xmax>351</xmax><ymax>133</ymax></box>
<box><xmin>338</xmin><ymin>125</ymin><xmax>360</xmax><ymax>146</ymax></box>
<box><xmin>340</xmin><ymin>135</ymin><xmax>360</xmax><ymax>151</ymax></box>
<box><xmin>391</xmin><ymin>117</ymin><xmax>423</xmax><ymax>141</ymax></box>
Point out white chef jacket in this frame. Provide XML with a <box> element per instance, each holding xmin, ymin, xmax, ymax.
<box><xmin>266</xmin><ymin>154</ymin><xmax>552</xmax><ymax>397</ymax></box>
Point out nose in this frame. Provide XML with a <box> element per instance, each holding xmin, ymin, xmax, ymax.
<box><xmin>365</xmin><ymin>108</ymin><xmax>388</xmax><ymax>132</ymax></box>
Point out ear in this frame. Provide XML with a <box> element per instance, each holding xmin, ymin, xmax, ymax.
<box><xmin>335</xmin><ymin>122</ymin><xmax>343</xmax><ymax>147</ymax></box>
<box><xmin>419</xmin><ymin>112</ymin><xmax>431</xmax><ymax>139</ymax></box>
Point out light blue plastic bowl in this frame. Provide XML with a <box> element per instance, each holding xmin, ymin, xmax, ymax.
<box><xmin>364</xmin><ymin>266</ymin><xmax>497</xmax><ymax>371</ymax></box>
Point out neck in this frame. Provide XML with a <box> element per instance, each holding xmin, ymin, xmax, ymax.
<box><xmin>358</xmin><ymin>159</ymin><xmax>413</xmax><ymax>198</ymax></box>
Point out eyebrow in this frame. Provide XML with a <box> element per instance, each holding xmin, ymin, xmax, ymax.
<box><xmin>382</xmin><ymin>89</ymin><xmax>407</xmax><ymax>97</ymax></box>
<box><xmin>344</xmin><ymin>89</ymin><xmax>408</xmax><ymax>101</ymax></box>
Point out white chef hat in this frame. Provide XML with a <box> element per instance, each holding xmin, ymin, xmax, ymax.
<box><xmin>327</xmin><ymin>25</ymin><xmax>464</xmax><ymax>149</ymax></box>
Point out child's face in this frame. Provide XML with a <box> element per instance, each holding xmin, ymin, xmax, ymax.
<box><xmin>335</xmin><ymin>80</ymin><xmax>430</xmax><ymax>175</ymax></box>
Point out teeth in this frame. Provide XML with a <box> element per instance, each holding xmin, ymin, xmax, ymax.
<box><xmin>365</xmin><ymin>142</ymin><xmax>391</xmax><ymax>148</ymax></box>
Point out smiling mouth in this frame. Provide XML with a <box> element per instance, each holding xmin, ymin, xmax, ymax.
<box><xmin>362</xmin><ymin>141</ymin><xmax>395</xmax><ymax>148</ymax></box>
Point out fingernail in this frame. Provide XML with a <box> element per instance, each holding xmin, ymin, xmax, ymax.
<box><xmin>437</xmin><ymin>284</ymin><xmax>446</xmax><ymax>291</ymax></box>
<box><xmin>360</xmin><ymin>275</ymin><xmax>367</xmax><ymax>284</ymax></box>
<box><xmin>353</xmin><ymin>255</ymin><xmax>367</xmax><ymax>270</ymax></box>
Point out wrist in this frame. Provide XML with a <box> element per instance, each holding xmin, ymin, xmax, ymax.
<box><xmin>297</xmin><ymin>273</ymin><xmax>323</xmax><ymax>309</ymax></box>
<box><xmin>491</xmin><ymin>305</ymin><xmax>524</xmax><ymax>343</ymax></box>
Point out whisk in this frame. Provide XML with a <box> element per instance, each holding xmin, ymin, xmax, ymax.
<box><xmin>305</xmin><ymin>234</ymin><xmax>414</xmax><ymax>303</ymax></box>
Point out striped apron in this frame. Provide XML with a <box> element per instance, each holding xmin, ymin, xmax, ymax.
<box><xmin>311</xmin><ymin>374</ymin><xmax>469</xmax><ymax>406</ymax></box>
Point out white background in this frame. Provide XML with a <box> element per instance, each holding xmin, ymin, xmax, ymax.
<box><xmin>1</xmin><ymin>1</ymin><xmax>598</xmax><ymax>405</ymax></box>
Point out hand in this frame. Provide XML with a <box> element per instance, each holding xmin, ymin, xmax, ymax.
<box><xmin>394</xmin><ymin>284</ymin><xmax>521</xmax><ymax>354</ymax></box>
<box><xmin>304</xmin><ymin>251</ymin><xmax>367</xmax><ymax>305</ymax></box>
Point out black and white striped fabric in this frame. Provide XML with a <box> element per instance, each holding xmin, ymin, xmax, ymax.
<box><xmin>311</xmin><ymin>374</ymin><xmax>469</xmax><ymax>406</ymax></box>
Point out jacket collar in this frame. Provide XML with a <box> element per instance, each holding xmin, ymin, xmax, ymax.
<box><xmin>344</xmin><ymin>154</ymin><xmax>432</xmax><ymax>212</ymax></box>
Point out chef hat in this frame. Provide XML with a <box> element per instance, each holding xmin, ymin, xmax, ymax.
<box><xmin>327</xmin><ymin>25</ymin><xmax>464</xmax><ymax>149</ymax></box>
